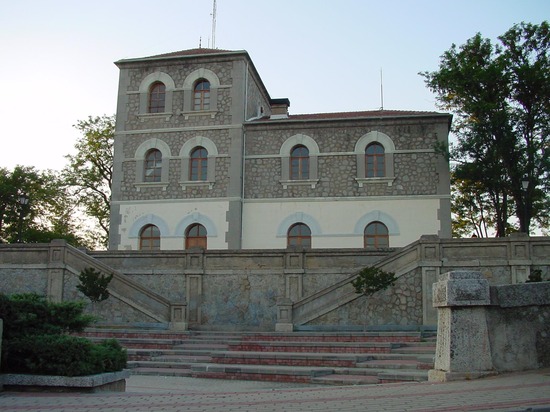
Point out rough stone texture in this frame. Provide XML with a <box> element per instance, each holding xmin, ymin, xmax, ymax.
<box><xmin>309</xmin><ymin>270</ymin><xmax>424</xmax><ymax>327</ymax></box>
<box><xmin>430</xmin><ymin>271</ymin><xmax>550</xmax><ymax>382</ymax></box>
<box><xmin>3</xmin><ymin>371</ymin><xmax>129</xmax><ymax>393</ymax></box>
<box><xmin>433</xmin><ymin>271</ymin><xmax>491</xmax><ymax>307</ymax></box>
<box><xmin>244</xmin><ymin>121</ymin><xmax>442</xmax><ymax>199</ymax></box>
<box><xmin>1</xmin><ymin>237</ymin><xmax>549</xmax><ymax>331</ymax></box>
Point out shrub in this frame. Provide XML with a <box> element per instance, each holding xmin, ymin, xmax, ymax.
<box><xmin>0</xmin><ymin>293</ymin><xmax>127</xmax><ymax>376</ymax></box>
<box><xmin>77</xmin><ymin>267</ymin><xmax>113</xmax><ymax>303</ymax></box>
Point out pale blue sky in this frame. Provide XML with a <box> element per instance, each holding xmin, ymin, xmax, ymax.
<box><xmin>1</xmin><ymin>0</ymin><xmax>548</xmax><ymax>170</ymax></box>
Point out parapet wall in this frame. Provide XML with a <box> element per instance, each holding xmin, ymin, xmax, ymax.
<box><xmin>0</xmin><ymin>235</ymin><xmax>549</xmax><ymax>331</ymax></box>
<box><xmin>429</xmin><ymin>271</ymin><xmax>550</xmax><ymax>381</ymax></box>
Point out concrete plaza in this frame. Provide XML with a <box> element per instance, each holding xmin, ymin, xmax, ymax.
<box><xmin>1</xmin><ymin>368</ymin><xmax>549</xmax><ymax>412</ymax></box>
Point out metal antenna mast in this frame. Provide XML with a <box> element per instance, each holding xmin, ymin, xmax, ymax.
<box><xmin>211</xmin><ymin>0</ymin><xmax>217</xmax><ymax>49</ymax></box>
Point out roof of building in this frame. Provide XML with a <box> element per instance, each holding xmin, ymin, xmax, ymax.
<box><xmin>144</xmin><ymin>48</ymin><xmax>238</xmax><ymax>58</ymax></box>
<box><xmin>248</xmin><ymin>110</ymin><xmax>451</xmax><ymax>123</ymax></box>
<box><xmin>115</xmin><ymin>48</ymin><xmax>245</xmax><ymax>64</ymax></box>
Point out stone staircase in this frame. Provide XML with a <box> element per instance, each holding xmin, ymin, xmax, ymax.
<box><xmin>79</xmin><ymin>328</ymin><xmax>435</xmax><ymax>385</ymax></box>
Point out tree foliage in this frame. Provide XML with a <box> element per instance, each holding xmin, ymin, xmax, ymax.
<box><xmin>0</xmin><ymin>166</ymin><xmax>88</xmax><ymax>245</ymax></box>
<box><xmin>352</xmin><ymin>266</ymin><xmax>396</xmax><ymax>297</ymax></box>
<box><xmin>64</xmin><ymin>115</ymin><xmax>114</xmax><ymax>248</ymax></box>
<box><xmin>77</xmin><ymin>267</ymin><xmax>113</xmax><ymax>303</ymax></box>
<box><xmin>0</xmin><ymin>293</ymin><xmax>126</xmax><ymax>376</ymax></box>
<box><xmin>421</xmin><ymin>21</ymin><xmax>549</xmax><ymax>236</ymax></box>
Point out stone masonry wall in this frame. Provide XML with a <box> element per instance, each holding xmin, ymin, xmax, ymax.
<box><xmin>124</xmin><ymin>60</ymin><xmax>235</xmax><ymax>131</ymax></box>
<box><xmin>244</xmin><ymin>118</ymin><xmax>443</xmax><ymax>199</ymax></box>
<box><xmin>1</xmin><ymin>236</ymin><xmax>548</xmax><ymax>331</ymax></box>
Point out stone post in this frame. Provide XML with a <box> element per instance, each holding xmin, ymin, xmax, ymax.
<box><xmin>275</xmin><ymin>298</ymin><xmax>294</xmax><ymax>332</ymax></box>
<box><xmin>170</xmin><ymin>302</ymin><xmax>188</xmax><ymax>331</ymax></box>
<box><xmin>428</xmin><ymin>271</ymin><xmax>496</xmax><ymax>382</ymax></box>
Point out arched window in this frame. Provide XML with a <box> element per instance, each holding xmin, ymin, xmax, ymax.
<box><xmin>148</xmin><ymin>82</ymin><xmax>166</xmax><ymax>113</ymax></box>
<box><xmin>193</xmin><ymin>79</ymin><xmax>210</xmax><ymax>111</ymax></box>
<box><xmin>186</xmin><ymin>223</ymin><xmax>207</xmax><ymax>249</ymax></box>
<box><xmin>364</xmin><ymin>221</ymin><xmax>389</xmax><ymax>248</ymax></box>
<box><xmin>290</xmin><ymin>145</ymin><xmax>309</xmax><ymax>180</ymax></box>
<box><xmin>144</xmin><ymin>149</ymin><xmax>162</xmax><ymax>182</ymax></box>
<box><xmin>140</xmin><ymin>224</ymin><xmax>160</xmax><ymax>250</ymax></box>
<box><xmin>366</xmin><ymin>143</ymin><xmax>385</xmax><ymax>177</ymax></box>
<box><xmin>190</xmin><ymin>147</ymin><xmax>208</xmax><ymax>181</ymax></box>
<box><xmin>288</xmin><ymin>223</ymin><xmax>311</xmax><ymax>248</ymax></box>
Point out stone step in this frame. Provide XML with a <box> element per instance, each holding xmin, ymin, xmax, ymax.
<box><xmin>240</xmin><ymin>331</ymin><xmax>423</xmax><ymax>343</ymax></box>
<box><xmin>130</xmin><ymin>367</ymin><xmax>192</xmax><ymax>377</ymax></box>
<box><xmin>87</xmin><ymin>337</ymin><xmax>186</xmax><ymax>349</ymax></box>
<box><xmin>79</xmin><ymin>327</ymin><xmax>436</xmax><ymax>385</ymax></box>
<box><xmin>356</xmin><ymin>359</ymin><xmax>431</xmax><ymax>370</ymax></box>
<box><xmin>311</xmin><ymin>374</ymin><xmax>380</xmax><ymax>385</ymax></box>
<box><xmin>229</xmin><ymin>341</ymin><xmax>400</xmax><ymax>353</ymax></box>
<box><xmin>190</xmin><ymin>363</ymin><xmax>334</xmax><ymax>384</ymax></box>
<box><xmin>126</xmin><ymin>348</ymin><xmax>213</xmax><ymax>360</ymax></box>
<box><xmin>392</xmin><ymin>345</ymin><xmax>436</xmax><ymax>354</ymax></box>
<box><xmin>174</xmin><ymin>343</ymin><xmax>230</xmax><ymax>352</ymax></box>
<box><xmin>128</xmin><ymin>360</ymin><xmax>205</xmax><ymax>370</ymax></box>
<box><xmin>377</xmin><ymin>369</ymin><xmax>429</xmax><ymax>383</ymax></box>
<box><xmin>210</xmin><ymin>351</ymin><xmax>373</xmax><ymax>367</ymax></box>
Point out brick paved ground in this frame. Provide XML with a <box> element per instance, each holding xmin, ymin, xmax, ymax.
<box><xmin>1</xmin><ymin>369</ymin><xmax>549</xmax><ymax>412</ymax></box>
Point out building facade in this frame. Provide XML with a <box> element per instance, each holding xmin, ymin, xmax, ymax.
<box><xmin>109</xmin><ymin>48</ymin><xmax>452</xmax><ymax>251</ymax></box>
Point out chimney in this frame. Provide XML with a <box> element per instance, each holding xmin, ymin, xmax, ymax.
<box><xmin>270</xmin><ymin>98</ymin><xmax>290</xmax><ymax>119</ymax></box>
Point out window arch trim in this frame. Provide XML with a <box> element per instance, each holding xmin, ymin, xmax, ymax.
<box><xmin>182</xmin><ymin>69</ymin><xmax>220</xmax><ymax>115</ymax></box>
<box><xmin>129</xmin><ymin>214</ymin><xmax>169</xmax><ymax>238</ymax></box>
<box><xmin>354</xmin><ymin>131</ymin><xmax>395</xmax><ymax>186</ymax></box>
<box><xmin>353</xmin><ymin>210</ymin><xmax>400</xmax><ymax>236</ymax></box>
<box><xmin>276</xmin><ymin>212</ymin><xmax>322</xmax><ymax>237</ymax></box>
<box><xmin>138</xmin><ymin>72</ymin><xmax>175</xmax><ymax>115</ymax></box>
<box><xmin>279</xmin><ymin>134</ymin><xmax>320</xmax><ymax>188</ymax></box>
<box><xmin>175</xmin><ymin>212</ymin><xmax>218</xmax><ymax>237</ymax></box>
<box><xmin>134</xmin><ymin>139</ymin><xmax>171</xmax><ymax>189</ymax></box>
<box><xmin>179</xmin><ymin>137</ymin><xmax>218</xmax><ymax>189</ymax></box>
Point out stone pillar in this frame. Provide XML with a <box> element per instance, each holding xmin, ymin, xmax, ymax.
<box><xmin>48</xmin><ymin>239</ymin><xmax>68</xmax><ymax>302</ymax></box>
<box><xmin>275</xmin><ymin>298</ymin><xmax>294</xmax><ymax>332</ymax></box>
<box><xmin>428</xmin><ymin>271</ymin><xmax>496</xmax><ymax>382</ymax></box>
<box><xmin>170</xmin><ymin>302</ymin><xmax>188</xmax><ymax>331</ymax></box>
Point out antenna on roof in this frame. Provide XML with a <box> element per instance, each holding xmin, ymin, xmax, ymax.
<box><xmin>211</xmin><ymin>0</ymin><xmax>217</xmax><ymax>49</ymax></box>
<box><xmin>380</xmin><ymin>68</ymin><xmax>384</xmax><ymax>110</ymax></box>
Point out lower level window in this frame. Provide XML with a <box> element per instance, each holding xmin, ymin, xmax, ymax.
<box><xmin>287</xmin><ymin>223</ymin><xmax>311</xmax><ymax>248</ymax></box>
<box><xmin>140</xmin><ymin>224</ymin><xmax>160</xmax><ymax>250</ymax></box>
<box><xmin>364</xmin><ymin>221</ymin><xmax>389</xmax><ymax>248</ymax></box>
<box><xmin>186</xmin><ymin>223</ymin><xmax>207</xmax><ymax>249</ymax></box>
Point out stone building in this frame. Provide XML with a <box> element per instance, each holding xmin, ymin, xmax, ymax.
<box><xmin>109</xmin><ymin>48</ymin><xmax>452</xmax><ymax>251</ymax></box>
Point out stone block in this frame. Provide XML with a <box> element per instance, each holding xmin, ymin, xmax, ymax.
<box><xmin>3</xmin><ymin>370</ymin><xmax>130</xmax><ymax>393</ymax></box>
<box><xmin>433</xmin><ymin>271</ymin><xmax>490</xmax><ymax>307</ymax></box>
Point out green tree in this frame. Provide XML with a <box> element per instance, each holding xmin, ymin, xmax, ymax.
<box><xmin>63</xmin><ymin>115</ymin><xmax>115</xmax><ymax>248</ymax></box>
<box><xmin>421</xmin><ymin>21</ymin><xmax>549</xmax><ymax>236</ymax></box>
<box><xmin>451</xmin><ymin>174</ymin><xmax>493</xmax><ymax>238</ymax></box>
<box><xmin>0</xmin><ymin>166</ymin><xmax>86</xmax><ymax>245</ymax></box>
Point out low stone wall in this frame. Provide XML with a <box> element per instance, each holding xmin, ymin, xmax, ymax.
<box><xmin>429</xmin><ymin>271</ymin><xmax>550</xmax><ymax>381</ymax></box>
<box><xmin>0</xmin><ymin>236</ymin><xmax>549</xmax><ymax>331</ymax></box>
<box><xmin>2</xmin><ymin>371</ymin><xmax>130</xmax><ymax>393</ymax></box>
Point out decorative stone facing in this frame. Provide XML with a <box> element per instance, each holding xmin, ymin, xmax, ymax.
<box><xmin>124</xmin><ymin>61</ymin><xmax>235</xmax><ymax>131</ymax></box>
<box><xmin>244</xmin><ymin>121</ymin><xmax>443</xmax><ymax>199</ymax></box>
